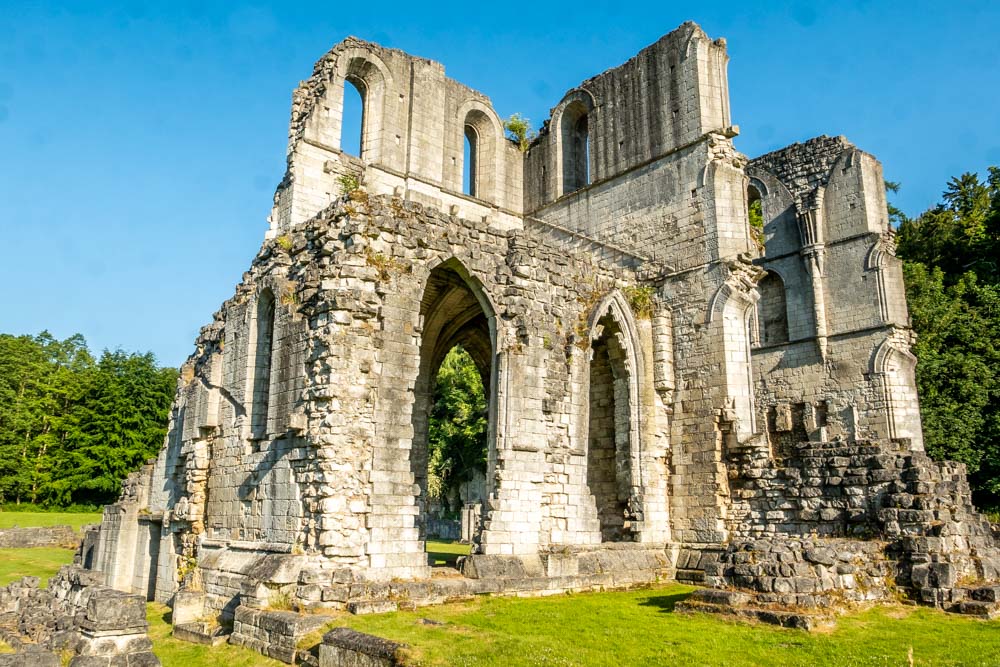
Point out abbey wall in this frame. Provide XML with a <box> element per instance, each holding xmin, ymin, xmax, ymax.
<box><xmin>86</xmin><ymin>21</ymin><xmax>999</xmax><ymax>650</ymax></box>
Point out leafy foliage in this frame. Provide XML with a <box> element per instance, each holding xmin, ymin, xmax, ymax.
<box><xmin>0</xmin><ymin>332</ymin><xmax>177</xmax><ymax>507</ymax></box>
<box><xmin>503</xmin><ymin>113</ymin><xmax>536</xmax><ymax>152</ymax></box>
<box><xmin>622</xmin><ymin>285</ymin><xmax>656</xmax><ymax>319</ymax></box>
<box><xmin>427</xmin><ymin>346</ymin><xmax>487</xmax><ymax>510</ymax></box>
<box><xmin>892</xmin><ymin>168</ymin><xmax>1000</xmax><ymax>508</ymax></box>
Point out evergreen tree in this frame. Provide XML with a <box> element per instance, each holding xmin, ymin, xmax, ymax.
<box><xmin>0</xmin><ymin>332</ymin><xmax>177</xmax><ymax>508</ymax></box>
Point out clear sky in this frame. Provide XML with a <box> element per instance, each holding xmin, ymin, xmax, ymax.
<box><xmin>2</xmin><ymin>1</ymin><xmax>998</xmax><ymax>368</ymax></box>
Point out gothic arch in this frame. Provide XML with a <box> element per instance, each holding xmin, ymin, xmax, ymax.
<box><xmin>756</xmin><ymin>270</ymin><xmax>789</xmax><ymax>345</ymax></box>
<box><xmin>304</xmin><ymin>48</ymin><xmax>392</xmax><ymax>161</ymax></box>
<box><xmin>457</xmin><ymin>101</ymin><xmax>504</xmax><ymax>204</ymax></box>
<box><xmin>409</xmin><ymin>257</ymin><xmax>499</xmax><ymax>548</ymax></box>
<box><xmin>871</xmin><ymin>336</ymin><xmax>923</xmax><ymax>448</ymax></box>
<box><xmin>247</xmin><ymin>287</ymin><xmax>276</xmax><ymax>439</ymax></box>
<box><xmin>707</xmin><ymin>263</ymin><xmax>763</xmax><ymax>438</ymax></box>
<box><xmin>583</xmin><ymin>290</ymin><xmax>645</xmax><ymax>541</ymax></box>
<box><xmin>745</xmin><ymin>165</ymin><xmax>801</xmax><ymax>257</ymax></box>
<box><xmin>554</xmin><ymin>89</ymin><xmax>596</xmax><ymax>196</ymax></box>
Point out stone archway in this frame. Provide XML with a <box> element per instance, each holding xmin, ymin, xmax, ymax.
<box><xmin>410</xmin><ymin>260</ymin><xmax>497</xmax><ymax>556</ymax></box>
<box><xmin>582</xmin><ymin>291</ymin><xmax>646</xmax><ymax>543</ymax></box>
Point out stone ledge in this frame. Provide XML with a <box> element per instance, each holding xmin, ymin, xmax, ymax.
<box><xmin>677</xmin><ymin>597</ymin><xmax>835</xmax><ymax>631</ymax></box>
<box><xmin>321</xmin><ymin>627</ymin><xmax>406</xmax><ymax>664</ymax></box>
<box><xmin>172</xmin><ymin>622</ymin><xmax>228</xmax><ymax>646</ymax></box>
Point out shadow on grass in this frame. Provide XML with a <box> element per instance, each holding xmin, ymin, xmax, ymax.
<box><xmin>638</xmin><ymin>591</ymin><xmax>692</xmax><ymax>613</ymax></box>
<box><xmin>427</xmin><ymin>551</ymin><xmax>461</xmax><ymax>566</ymax></box>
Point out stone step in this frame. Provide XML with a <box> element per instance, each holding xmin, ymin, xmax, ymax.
<box><xmin>674</xmin><ymin>568</ymin><xmax>705</xmax><ymax>583</ymax></box>
<box><xmin>173</xmin><ymin>621</ymin><xmax>229</xmax><ymax>646</ymax></box>
<box><xmin>956</xmin><ymin>600</ymin><xmax>1000</xmax><ymax>620</ymax></box>
<box><xmin>970</xmin><ymin>584</ymin><xmax>1000</xmax><ymax>603</ymax></box>
<box><xmin>675</xmin><ymin>598</ymin><xmax>834</xmax><ymax>631</ymax></box>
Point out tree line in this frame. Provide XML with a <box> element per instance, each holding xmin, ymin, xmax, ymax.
<box><xmin>0</xmin><ymin>332</ymin><xmax>177</xmax><ymax>509</ymax></box>
<box><xmin>891</xmin><ymin>167</ymin><xmax>1000</xmax><ymax>511</ymax></box>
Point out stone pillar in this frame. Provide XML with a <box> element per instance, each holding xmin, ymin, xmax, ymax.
<box><xmin>798</xmin><ymin>208</ymin><xmax>829</xmax><ymax>360</ymax></box>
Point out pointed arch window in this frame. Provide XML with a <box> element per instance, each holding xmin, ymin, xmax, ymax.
<box><xmin>464</xmin><ymin>125</ymin><xmax>478</xmax><ymax>197</ymax></box>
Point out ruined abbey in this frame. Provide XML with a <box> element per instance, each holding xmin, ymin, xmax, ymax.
<box><xmin>83</xmin><ymin>21</ymin><xmax>999</xmax><ymax>652</ymax></box>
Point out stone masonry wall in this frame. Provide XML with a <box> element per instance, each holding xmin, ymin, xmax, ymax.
<box><xmin>272</xmin><ymin>37</ymin><xmax>524</xmax><ymax>234</ymax></box>
<box><xmin>749</xmin><ymin>136</ymin><xmax>922</xmax><ymax>450</ymax></box>
<box><xmin>722</xmin><ymin>439</ymin><xmax>1000</xmax><ymax>605</ymax></box>
<box><xmin>0</xmin><ymin>525</ymin><xmax>78</xmax><ymax>549</ymax></box>
<box><xmin>115</xmin><ymin>187</ymin><xmax>695</xmax><ymax>617</ymax></box>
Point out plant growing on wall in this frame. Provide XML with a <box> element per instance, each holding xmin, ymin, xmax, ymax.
<box><xmin>622</xmin><ymin>285</ymin><xmax>656</xmax><ymax>319</ymax></box>
<box><xmin>748</xmin><ymin>198</ymin><xmax>765</xmax><ymax>251</ymax></box>
<box><xmin>504</xmin><ymin>114</ymin><xmax>536</xmax><ymax>152</ymax></box>
<box><xmin>337</xmin><ymin>173</ymin><xmax>361</xmax><ymax>195</ymax></box>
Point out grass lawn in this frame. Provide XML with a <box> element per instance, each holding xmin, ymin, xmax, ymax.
<box><xmin>0</xmin><ymin>546</ymin><xmax>75</xmax><ymax>586</ymax></box>
<box><xmin>426</xmin><ymin>539</ymin><xmax>471</xmax><ymax>566</ymax></box>
<box><xmin>320</xmin><ymin>584</ymin><xmax>1000</xmax><ymax>667</ymax></box>
<box><xmin>3</xmin><ymin>534</ymin><xmax>999</xmax><ymax>666</ymax></box>
<box><xmin>146</xmin><ymin>603</ymin><xmax>286</xmax><ymax>667</ymax></box>
<box><xmin>0</xmin><ymin>511</ymin><xmax>102</xmax><ymax>531</ymax></box>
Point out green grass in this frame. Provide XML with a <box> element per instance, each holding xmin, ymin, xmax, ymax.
<box><xmin>3</xmin><ymin>536</ymin><xmax>999</xmax><ymax>666</ymax></box>
<box><xmin>426</xmin><ymin>539</ymin><xmax>471</xmax><ymax>566</ymax></box>
<box><xmin>0</xmin><ymin>511</ymin><xmax>101</xmax><ymax>531</ymax></box>
<box><xmin>146</xmin><ymin>603</ymin><xmax>286</xmax><ymax>667</ymax></box>
<box><xmin>313</xmin><ymin>584</ymin><xmax>1000</xmax><ymax>667</ymax></box>
<box><xmin>0</xmin><ymin>547</ymin><xmax>75</xmax><ymax>586</ymax></box>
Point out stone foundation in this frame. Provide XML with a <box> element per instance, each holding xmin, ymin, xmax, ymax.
<box><xmin>315</xmin><ymin>628</ymin><xmax>406</xmax><ymax>667</ymax></box>
<box><xmin>0</xmin><ymin>566</ymin><xmax>159</xmax><ymax>666</ymax></box>
<box><xmin>671</xmin><ymin>439</ymin><xmax>1000</xmax><ymax>626</ymax></box>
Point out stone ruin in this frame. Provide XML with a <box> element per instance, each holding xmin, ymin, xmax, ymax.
<box><xmin>81</xmin><ymin>20</ymin><xmax>999</xmax><ymax>658</ymax></box>
<box><xmin>0</xmin><ymin>566</ymin><xmax>159</xmax><ymax>666</ymax></box>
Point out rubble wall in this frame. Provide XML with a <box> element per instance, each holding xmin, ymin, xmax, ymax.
<box><xmin>0</xmin><ymin>566</ymin><xmax>159</xmax><ymax>666</ymax></box>
<box><xmin>719</xmin><ymin>439</ymin><xmax>1000</xmax><ymax>605</ymax></box>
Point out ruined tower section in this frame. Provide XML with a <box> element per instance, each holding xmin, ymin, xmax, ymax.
<box><xmin>747</xmin><ymin>136</ymin><xmax>923</xmax><ymax>451</ymax></box>
<box><xmin>524</xmin><ymin>23</ymin><xmax>760</xmax><ymax>545</ymax></box>
<box><xmin>270</xmin><ymin>38</ymin><xmax>524</xmax><ymax>234</ymax></box>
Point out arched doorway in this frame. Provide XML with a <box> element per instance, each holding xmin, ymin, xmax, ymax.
<box><xmin>410</xmin><ymin>260</ymin><xmax>496</xmax><ymax>565</ymax></box>
<box><xmin>587</xmin><ymin>311</ymin><xmax>638</xmax><ymax>542</ymax></box>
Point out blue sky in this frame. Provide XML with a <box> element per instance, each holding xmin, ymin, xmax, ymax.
<box><xmin>2</xmin><ymin>1</ymin><xmax>998</xmax><ymax>367</ymax></box>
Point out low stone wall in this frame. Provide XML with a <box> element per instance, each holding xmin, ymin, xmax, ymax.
<box><xmin>292</xmin><ymin>544</ymin><xmax>671</xmax><ymax>613</ymax></box>
<box><xmin>677</xmin><ymin>438</ymin><xmax>1000</xmax><ymax>625</ymax></box>
<box><xmin>708</xmin><ymin>537</ymin><xmax>893</xmax><ymax>605</ymax></box>
<box><xmin>317</xmin><ymin>628</ymin><xmax>406</xmax><ymax>667</ymax></box>
<box><xmin>0</xmin><ymin>525</ymin><xmax>78</xmax><ymax>549</ymax></box>
<box><xmin>229</xmin><ymin>606</ymin><xmax>331</xmax><ymax>664</ymax></box>
<box><xmin>0</xmin><ymin>566</ymin><xmax>159</xmax><ymax>666</ymax></box>
<box><xmin>217</xmin><ymin>544</ymin><xmax>669</xmax><ymax>663</ymax></box>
